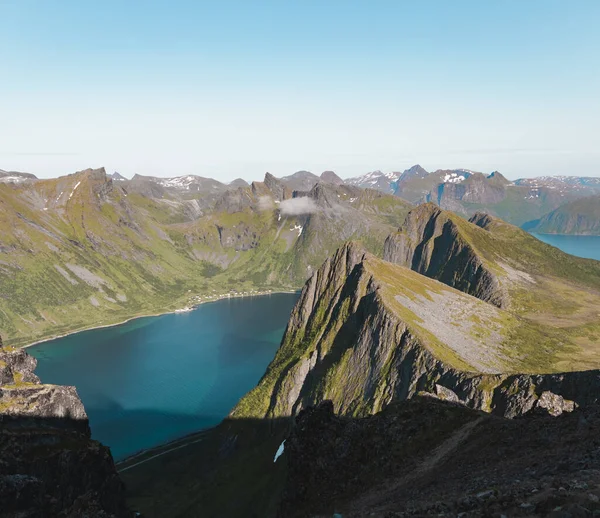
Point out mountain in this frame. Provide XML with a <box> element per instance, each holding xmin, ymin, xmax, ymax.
<box><xmin>121</xmin><ymin>210</ymin><xmax>600</xmax><ymax>517</ymax></box>
<box><xmin>0</xmin><ymin>346</ymin><xmax>129</xmax><ymax>516</ymax></box>
<box><xmin>0</xmin><ymin>167</ymin><xmax>412</xmax><ymax>346</ymax></box>
<box><xmin>345</xmin><ymin>170</ymin><xmax>402</xmax><ymax>193</ymax></box>
<box><xmin>126</xmin><ymin>173</ymin><xmax>228</xmax><ymax>198</ymax></box>
<box><xmin>233</xmin><ymin>233</ymin><xmax>600</xmax><ymax>422</ymax></box>
<box><xmin>0</xmin><ymin>169</ymin><xmax>37</xmax><ymax>183</ymax></box>
<box><xmin>279</xmin><ymin>170</ymin><xmax>346</xmax><ymax>190</ymax></box>
<box><xmin>279</xmin><ymin>170</ymin><xmax>320</xmax><ymax>191</ymax></box>
<box><xmin>523</xmin><ymin>195</ymin><xmax>600</xmax><ymax>235</ymax></box>
<box><xmin>387</xmin><ymin>168</ymin><xmax>600</xmax><ymax>226</ymax></box>
<box><xmin>110</xmin><ymin>172</ymin><xmax>128</xmax><ymax>181</ymax></box>
<box><xmin>320</xmin><ymin>170</ymin><xmax>344</xmax><ymax>185</ymax></box>
<box><xmin>515</xmin><ymin>175</ymin><xmax>600</xmax><ymax>194</ymax></box>
<box><xmin>228</xmin><ymin>177</ymin><xmax>249</xmax><ymax>189</ymax></box>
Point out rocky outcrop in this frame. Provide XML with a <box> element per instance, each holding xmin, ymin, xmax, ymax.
<box><xmin>238</xmin><ymin>240</ymin><xmax>600</xmax><ymax>424</ymax></box>
<box><xmin>383</xmin><ymin>203</ymin><xmax>507</xmax><ymax>307</ymax></box>
<box><xmin>0</xmin><ymin>348</ymin><xmax>130</xmax><ymax>517</ymax></box>
<box><xmin>261</xmin><ymin>173</ymin><xmax>292</xmax><ymax>201</ymax></box>
<box><xmin>278</xmin><ymin>397</ymin><xmax>600</xmax><ymax>517</ymax></box>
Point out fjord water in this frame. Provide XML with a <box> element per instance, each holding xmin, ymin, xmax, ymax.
<box><xmin>29</xmin><ymin>293</ymin><xmax>299</xmax><ymax>460</ymax></box>
<box><xmin>531</xmin><ymin>233</ymin><xmax>600</xmax><ymax>261</ymax></box>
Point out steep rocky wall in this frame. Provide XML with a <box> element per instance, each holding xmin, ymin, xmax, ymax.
<box><xmin>252</xmin><ymin>242</ymin><xmax>600</xmax><ymax>422</ymax></box>
<box><xmin>0</xmin><ymin>348</ymin><xmax>131</xmax><ymax>517</ymax></box>
<box><xmin>383</xmin><ymin>203</ymin><xmax>507</xmax><ymax>307</ymax></box>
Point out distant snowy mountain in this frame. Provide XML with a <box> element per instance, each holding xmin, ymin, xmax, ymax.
<box><xmin>0</xmin><ymin>169</ymin><xmax>37</xmax><ymax>183</ymax></box>
<box><xmin>345</xmin><ymin>170</ymin><xmax>403</xmax><ymax>193</ymax></box>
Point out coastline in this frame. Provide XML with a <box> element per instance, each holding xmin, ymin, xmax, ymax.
<box><xmin>531</xmin><ymin>231</ymin><xmax>600</xmax><ymax>237</ymax></box>
<box><xmin>22</xmin><ymin>288</ymin><xmax>300</xmax><ymax>350</ymax></box>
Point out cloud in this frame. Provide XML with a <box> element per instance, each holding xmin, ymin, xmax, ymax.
<box><xmin>279</xmin><ymin>197</ymin><xmax>318</xmax><ymax>216</ymax></box>
<box><xmin>258</xmin><ymin>195</ymin><xmax>274</xmax><ymax>211</ymax></box>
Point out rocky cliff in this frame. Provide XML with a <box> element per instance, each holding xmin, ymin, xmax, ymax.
<box><xmin>0</xmin><ymin>347</ymin><xmax>130</xmax><ymax>517</ymax></box>
<box><xmin>232</xmin><ymin>240</ymin><xmax>600</xmax><ymax>422</ymax></box>
<box><xmin>383</xmin><ymin>203</ymin><xmax>507</xmax><ymax>307</ymax></box>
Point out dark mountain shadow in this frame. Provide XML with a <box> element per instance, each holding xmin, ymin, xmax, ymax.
<box><xmin>0</xmin><ymin>412</ymin><xmax>131</xmax><ymax>517</ymax></box>
<box><xmin>120</xmin><ymin>397</ymin><xmax>600</xmax><ymax>518</ymax></box>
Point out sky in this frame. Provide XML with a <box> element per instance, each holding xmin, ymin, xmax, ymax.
<box><xmin>1</xmin><ymin>0</ymin><xmax>599</xmax><ymax>182</ymax></box>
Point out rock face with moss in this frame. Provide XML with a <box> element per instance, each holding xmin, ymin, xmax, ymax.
<box><xmin>233</xmin><ymin>227</ymin><xmax>600</xmax><ymax>420</ymax></box>
<box><xmin>383</xmin><ymin>203</ymin><xmax>507</xmax><ymax>307</ymax></box>
<box><xmin>0</xmin><ymin>348</ymin><xmax>130</xmax><ymax>517</ymax></box>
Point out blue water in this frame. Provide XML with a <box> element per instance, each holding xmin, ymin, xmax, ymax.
<box><xmin>530</xmin><ymin>233</ymin><xmax>600</xmax><ymax>261</ymax></box>
<box><xmin>28</xmin><ymin>293</ymin><xmax>299</xmax><ymax>460</ymax></box>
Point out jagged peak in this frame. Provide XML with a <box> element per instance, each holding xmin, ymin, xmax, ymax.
<box><xmin>403</xmin><ymin>164</ymin><xmax>429</xmax><ymax>176</ymax></box>
<box><xmin>469</xmin><ymin>211</ymin><xmax>496</xmax><ymax>230</ymax></box>
<box><xmin>264</xmin><ymin>172</ymin><xmax>279</xmax><ymax>184</ymax></box>
<box><xmin>331</xmin><ymin>241</ymin><xmax>369</xmax><ymax>271</ymax></box>
<box><xmin>399</xmin><ymin>202</ymin><xmax>443</xmax><ymax>229</ymax></box>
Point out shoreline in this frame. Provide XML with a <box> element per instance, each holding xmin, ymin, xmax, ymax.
<box><xmin>531</xmin><ymin>231</ymin><xmax>600</xmax><ymax>237</ymax></box>
<box><xmin>115</xmin><ymin>426</ymin><xmax>213</xmax><ymax>471</ymax></box>
<box><xmin>22</xmin><ymin>288</ymin><xmax>300</xmax><ymax>349</ymax></box>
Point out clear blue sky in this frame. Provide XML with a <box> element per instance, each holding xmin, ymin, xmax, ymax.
<box><xmin>1</xmin><ymin>0</ymin><xmax>599</xmax><ymax>181</ymax></box>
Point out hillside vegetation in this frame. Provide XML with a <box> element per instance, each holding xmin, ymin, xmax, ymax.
<box><xmin>0</xmin><ymin>168</ymin><xmax>411</xmax><ymax>346</ymax></box>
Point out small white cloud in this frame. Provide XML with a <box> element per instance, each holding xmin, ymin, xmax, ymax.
<box><xmin>258</xmin><ymin>195</ymin><xmax>274</xmax><ymax>211</ymax></box>
<box><xmin>279</xmin><ymin>197</ymin><xmax>318</xmax><ymax>216</ymax></box>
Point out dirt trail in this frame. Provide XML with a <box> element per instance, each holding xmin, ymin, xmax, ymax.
<box><xmin>348</xmin><ymin>416</ymin><xmax>485</xmax><ymax>516</ymax></box>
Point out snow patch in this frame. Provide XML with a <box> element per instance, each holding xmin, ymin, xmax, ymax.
<box><xmin>290</xmin><ymin>224</ymin><xmax>303</xmax><ymax>236</ymax></box>
<box><xmin>0</xmin><ymin>176</ymin><xmax>28</xmax><ymax>183</ymax></box>
<box><xmin>68</xmin><ymin>181</ymin><xmax>81</xmax><ymax>200</ymax></box>
<box><xmin>274</xmin><ymin>440</ymin><xmax>286</xmax><ymax>462</ymax></box>
<box><xmin>443</xmin><ymin>173</ymin><xmax>465</xmax><ymax>184</ymax></box>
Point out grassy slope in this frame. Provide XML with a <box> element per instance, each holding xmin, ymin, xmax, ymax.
<box><xmin>234</xmin><ymin>240</ymin><xmax>600</xmax><ymax>421</ymax></box>
<box><xmin>0</xmin><ymin>171</ymin><xmax>412</xmax><ymax>346</ymax></box>
<box><xmin>425</xmin><ymin>210</ymin><xmax>600</xmax><ymax>370</ymax></box>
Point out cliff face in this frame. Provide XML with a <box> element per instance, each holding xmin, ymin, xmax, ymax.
<box><xmin>383</xmin><ymin>203</ymin><xmax>507</xmax><ymax>307</ymax></box>
<box><xmin>0</xmin><ymin>348</ymin><xmax>130</xmax><ymax>517</ymax></box>
<box><xmin>233</xmin><ymin>241</ymin><xmax>600</xmax><ymax>422</ymax></box>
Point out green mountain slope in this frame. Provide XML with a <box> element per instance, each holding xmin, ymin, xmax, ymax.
<box><xmin>384</xmin><ymin>203</ymin><xmax>600</xmax><ymax>369</ymax></box>
<box><xmin>233</xmin><ymin>241</ymin><xmax>600</xmax><ymax>422</ymax></box>
<box><xmin>0</xmin><ymin>168</ymin><xmax>412</xmax><ymax>346</ymax></box>
<box><xmin>524</xmin><ymin>195</ymin><xmax>600</xmax><ymax>235</ymax></box>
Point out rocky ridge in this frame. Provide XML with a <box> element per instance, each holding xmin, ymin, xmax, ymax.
<box><xmin>383</xmin><ymin>203</ymin><xmax>507</xmax><ymax>307</ymax></box>
<box><xmin>233</xmin><ymin>237</ymin><xmax>600</xmax><ymax>423</ymax></box>
<box><xmin>0</xmin><ymin>347</ymin><xmax>130</xmax><ymax>517</ymax></box>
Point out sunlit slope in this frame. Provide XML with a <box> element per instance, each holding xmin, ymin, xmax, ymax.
<box><xmin>0</xmin><ymin>169</ymin><xmax>412</xmax><ymax>345</ymax></box>
<box><xmin>234</xmin><ymin>240</ymin><xmax>600</xmax><ymax>422</ymax></box>
<box><xmin>383</xmin><ymin>204</ymin><xmax>600</xmax><ymax>369</ymax></box>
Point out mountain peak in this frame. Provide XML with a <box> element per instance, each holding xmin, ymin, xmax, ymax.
<box><xmin>403</xmin><ymin>164</ymin><xmax>429</xmax><ymax>176</ymax></box>
<box><xmin>320</xmin><ymin>170</ymin><xmax>344</xmax><ymax>185</ymax></box>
